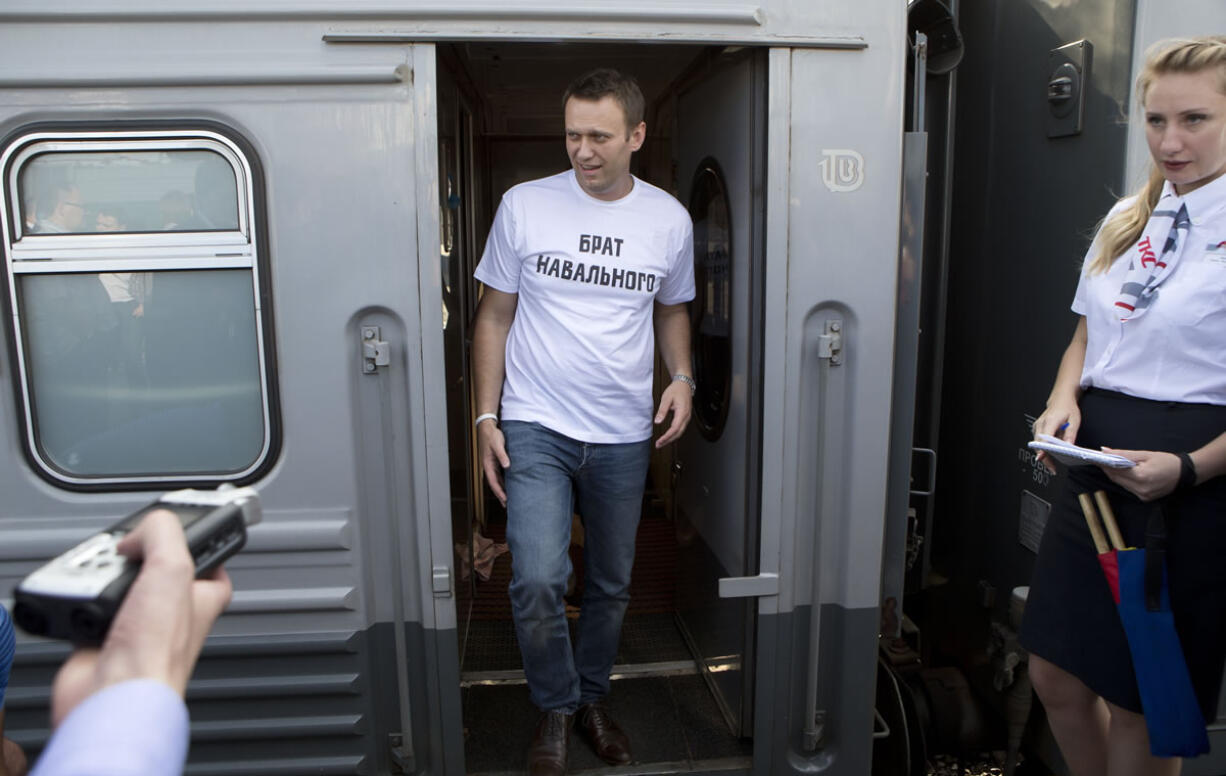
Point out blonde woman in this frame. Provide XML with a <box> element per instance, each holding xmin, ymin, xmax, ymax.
<box><xmin>1023</xmin><ymin>36</ymin><xmax>1226</xmax><ymax>776</ymax></box>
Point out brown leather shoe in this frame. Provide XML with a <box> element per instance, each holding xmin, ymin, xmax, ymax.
<box><xmin>528</xmin><ymin>710</ymin><xmax>572</xmax><ymax>776</ymax></box>
<box><xmin>577</xmin><ymin>702</ymin><xmax>632</xmax><ymax>764</ymax></box>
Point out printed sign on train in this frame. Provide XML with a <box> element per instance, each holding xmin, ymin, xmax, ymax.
<box><xmin>820</xmin><ymin>149</ymin><xmax>864</xmax><ymax>192</ymax></box>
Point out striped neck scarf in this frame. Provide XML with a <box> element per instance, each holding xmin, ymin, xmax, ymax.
<box><xmin>1114</xmin><ymin>194</ymin><xmax>1191</xmax><ymax>321</ymax></box>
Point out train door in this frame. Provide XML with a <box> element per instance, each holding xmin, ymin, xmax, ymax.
<box><xmin>672</xmin><ymin>50</ymin><xmax>767</xmax><ymax>738</ymax></box>
<box><xmin>437</xmin><ymin>57</ymin><xmax>485</xmax><ymax>667</ymax></box>
<box><xmin>438</xmin><ymin>42</ymin><xmax>769</xmax><ymax>774</ymax></box>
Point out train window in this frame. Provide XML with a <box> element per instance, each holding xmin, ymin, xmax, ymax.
<box><xmin>16</xmin><ymin>149</ymin><xmax>241</xmax><ymax>237</ymax></box>
<box><xmin>688</xmin><ymin>159</ymin><xmax>732</xmax><ymax>441</ymax></box>
<box><xmin>1</xmin><ymin>129</ymin><xmax>275</xmax><ymax>487</ymax></box>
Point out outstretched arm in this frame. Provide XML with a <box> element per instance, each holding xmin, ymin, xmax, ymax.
<box><xmin>48</xmin><ymin>512</ymin><xmax>232</xmax><ymax>724</ymax></box>
<box><xmin>32</xmin><ymin>510</ymin><xmax>232</xmax><ymax>776</ymax></box>
<box><xmin>653</xmin><ymin>301</ymin><xmax>693</xmax><ymax>449</ymax></box>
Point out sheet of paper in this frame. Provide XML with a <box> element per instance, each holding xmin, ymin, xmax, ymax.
<box><xmin>1027</xmin><ymin>434</ymin><xmax>1136</xmax><ymax>468</ymax></box>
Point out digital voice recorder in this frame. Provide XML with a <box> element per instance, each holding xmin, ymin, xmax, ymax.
<box><xmin>12</xmin><ymin>486</ymin><xmax>261</xmax><ymax>645</ymax></box>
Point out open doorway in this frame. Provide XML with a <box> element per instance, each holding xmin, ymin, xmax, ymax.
<box><xmin>435</xmin><ymin>41</ymin><xmax>767</xmax><ymax>774</ymax></box>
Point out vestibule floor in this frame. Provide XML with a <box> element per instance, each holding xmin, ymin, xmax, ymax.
<box><xmin>457</xmin><ymin>512</ymin><xmax>751</xmax><ymax>775</ymax></box>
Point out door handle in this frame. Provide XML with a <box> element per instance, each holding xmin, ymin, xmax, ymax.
<box><xmin>909</xmin><ymin>447</ymin><xmax>937</xmax><ymax>497</ymax></box>
<box><xmin>718</xmin><ymin>573</ymin><xmax>779</xmax><ymax>598</ymax></box>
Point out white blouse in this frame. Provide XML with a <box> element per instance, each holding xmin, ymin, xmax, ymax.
<box><xmin>1074</xmin><ymin>173</ymin><xmax>1226</xmax><ymax>405</ymax></box>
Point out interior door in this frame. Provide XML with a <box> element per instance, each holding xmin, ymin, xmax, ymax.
<box><xmin>673</xmin><ymin>49</ymin><xmax>766</xmax><ymax>738</ymax></box>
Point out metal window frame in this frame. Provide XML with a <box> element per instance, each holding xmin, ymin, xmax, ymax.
<box><xmin>8</xmin><ymin>134</ymin><xmax>251</xmax><ymax>248</ymax></box>
<box><xmin>0</xmin><ymin>126</ymin><xmax>278</xmax><ymax>488</ymax></box>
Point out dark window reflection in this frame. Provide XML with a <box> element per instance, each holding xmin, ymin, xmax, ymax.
<box><xmin>688</xmin><ymin>160</ymin><xmax>732</xmax><ymax>441</ymax></box>
<box><xmin>19</xmin><ymin>269</ymin><xmax>265</xmax><ymax>477</ymax></box>
<box><xmin>18</xmin><ymin>149</ymin><xmax>240</xmax><ymax>236</ymax></box>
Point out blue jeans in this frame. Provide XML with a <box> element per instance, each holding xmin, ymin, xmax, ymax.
<box><xmin>501</xmin><ymin>421</ymin><xmax>651</xmax><ymax>713</ymax></box>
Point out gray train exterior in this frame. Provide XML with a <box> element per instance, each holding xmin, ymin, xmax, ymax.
<box><xmin>0</xmin><ymin>2</ymin><xmax>910</xmax><ymax>775</ymax></box>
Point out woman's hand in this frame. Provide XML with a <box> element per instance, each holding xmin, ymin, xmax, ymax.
<box><xmin>1033</xmin><ymin>398</ymin><xmax>1081</xmax><ymax>474</ymax></box>
<box><xmin>1100</xmin><ymin>449</ymin><xmax>1181</xmax><ymax>502</ymax></box>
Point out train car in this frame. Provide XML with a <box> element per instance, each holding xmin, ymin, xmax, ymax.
<box><xmin>0</xmin><ymin>2</ymin><xmax>909</xmax><ymax>775</ymax></box>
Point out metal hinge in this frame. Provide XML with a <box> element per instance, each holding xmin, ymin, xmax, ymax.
<box><xmin>388</xmin><ymin>732</ymin><xmax>415</xmax><ymax>773</ymax></box>
<box><xmin>818</xmin><ymin>319</ymin><xmax>843</xmax><ymax>365</ymax></box>
<box><xmin>362</xmin><ymin>325</ymin><xmax>390</xmax><ymax>374</ymax></box>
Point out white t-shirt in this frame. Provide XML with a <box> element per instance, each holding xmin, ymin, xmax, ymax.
<box><xmin>475</xmin><ymin>171</ymin><xmax>696</xmax><ymax>443</ymax></box>
<box><xmin>1074</xmin><ymin>173</ymin><xmax>1226</xmax><ymax>405</ymax></box>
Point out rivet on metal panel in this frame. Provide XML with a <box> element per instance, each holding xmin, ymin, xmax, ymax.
<box><xmin>361</xmin><ymin>325</ymin><xmax>390</xmax><ymax>374</ymax></box>
<box><xmin>818</xmin><ymin>320</ymin><xmax>844</xmax><ymax>365</ymax></box>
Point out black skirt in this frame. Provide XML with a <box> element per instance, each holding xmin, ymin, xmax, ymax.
<box><xmin>1020</xmin><ymin>388</ymin><xmax>1226</xmax><ymax>719</ymax></box>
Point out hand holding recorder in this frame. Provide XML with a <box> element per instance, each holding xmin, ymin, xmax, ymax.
<box><xmin>13</xmin><ymin>488</ymin><xmax>258</xmax><ymax>646</ymax></box>
<box><xmin>47</xmin><ymin>509</ymin><xmax>234</xmax><ymax>726</ymax></box>
<box><xmin>11</xmin><ymin>486</ymin><xmax>259</xmax><ymax>725</ymax></box>
<box><xmin>18</xmin><ymin>489</ymin><xmax>259</xmax><ymax>774</ymax></box>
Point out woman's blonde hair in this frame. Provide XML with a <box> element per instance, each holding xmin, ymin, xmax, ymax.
<box><xmin>1087</xmin><ymin>35</ymin><xmax>1226</xmax><ymax>273</ymax></box>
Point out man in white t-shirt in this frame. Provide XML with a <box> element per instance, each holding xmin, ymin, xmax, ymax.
<box><xmin>472</xmin><ymin>68</ymin><xmax>696</xmax><ymax>775</ymax></box>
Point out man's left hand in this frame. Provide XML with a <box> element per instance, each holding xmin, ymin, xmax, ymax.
<box><xmin>654</xmin><ymin>381</ymin><xmax>692</xmax><ymax>448</ymax></box>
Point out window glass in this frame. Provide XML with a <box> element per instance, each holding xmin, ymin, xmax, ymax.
<box><xmin>18</xmin><ymin>269</ymin><xmax>265</xmax><ymax>477</ymax></box>
<box><xmin>688</xmin><ymin>161</ymin><xmax>732</xmax><ymax>441</ymax></box>
<box><xmin>18</xmin><ymin>149</ymin><xmax>240</xmax><ymax>235</ymax></box>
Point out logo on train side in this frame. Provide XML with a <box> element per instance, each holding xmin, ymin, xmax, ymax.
<box><xmin>820</xmin><ymin>149</ymin><xmax>864</xmax><ymax>192</ymax></box>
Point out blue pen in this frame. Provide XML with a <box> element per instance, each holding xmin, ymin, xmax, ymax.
<box><xmin>1058</xmin><ymin>422</ymin><xmax>1069</xmax><ymax>433</ymax></box>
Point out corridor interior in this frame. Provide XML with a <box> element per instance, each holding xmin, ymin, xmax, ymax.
<box><xmin>437</xmin><ymin>41</ymin><xmax>758</xmax><ymax>774</ymax></box>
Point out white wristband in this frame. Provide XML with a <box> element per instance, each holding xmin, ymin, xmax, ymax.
<box><xmin>474</xmin><ymin>413</ymin><xmax>499</xmax><ymax>428</ymax></box>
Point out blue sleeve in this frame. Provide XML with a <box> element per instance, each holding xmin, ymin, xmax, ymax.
<box><xmin>30</xmin><ymin>680</ymin><xmax>189</xmax><ymax>776</ymax></box>
<box><xmin>0</xmin><ymin>605</ymin><xmax>14</xmax><ymax>708</ymax></box>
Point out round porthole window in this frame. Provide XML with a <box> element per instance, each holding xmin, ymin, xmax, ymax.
<box><xmin>687</xmin><ymin>159</ymin><xmax>732</xmax><ymax>441</ymax></box>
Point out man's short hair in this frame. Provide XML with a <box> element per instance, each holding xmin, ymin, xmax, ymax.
<box><xmin>562</xmin><ymin>68</ymin><xmax>645</xmax><ymax>134</ymax></box>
